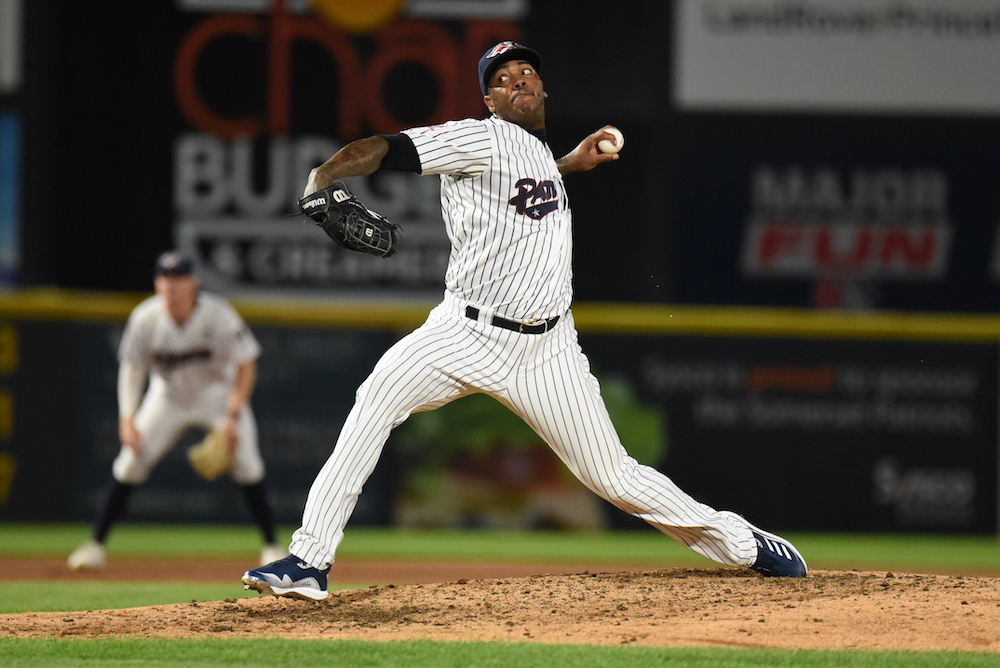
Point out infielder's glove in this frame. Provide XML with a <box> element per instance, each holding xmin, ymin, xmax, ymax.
<box><xmin>187</xmin><ymin>429</ymin><xmax>232</xmax><ymax>481</ymax></box>
<box><xmin>298</xmin><ymin>181</ymin><xmax>401</xmax><ymax>258</ymax></box>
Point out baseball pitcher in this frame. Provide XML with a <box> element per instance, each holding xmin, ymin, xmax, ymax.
<box><xmin>242</xmin><ymin>42</ymin><xmax>806</xmax><ymax>601</ymax></box>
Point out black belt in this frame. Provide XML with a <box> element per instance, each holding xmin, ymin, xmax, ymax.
<box><xmin>465</xmin><ymin>306</ymin><xmax>560</xmax><ymax>334</ymax></box>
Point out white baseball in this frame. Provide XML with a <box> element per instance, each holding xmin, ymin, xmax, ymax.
<box><xmin>597</xmin><ymin>126</ymin><xmax>624</xmax><ymax>155</ymax></box>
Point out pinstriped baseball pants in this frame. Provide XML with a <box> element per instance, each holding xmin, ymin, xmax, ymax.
<box><xmin>290</xmin><ymin>293</ymin><xmax>757</xmax><ymax>570</ymax></box>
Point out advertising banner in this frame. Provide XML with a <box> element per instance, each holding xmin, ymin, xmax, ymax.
<box><xmin>675</xmin><ymin>0</ymin><xmax>1000</xmax><ymax>115</ymax></box>
<box><xmin>18</xmin><ymin>0</ymin><xmax>668</xmax><ymax>300</ymax></box>
<box><xmin>583</xmin><ymin>333</ymin><xmax>999</xmax><ymax>533</ymax></box>
<box><xmin>1</xmin><ymin>312</ymin><xmax>997</xmax><ymax>534</ymax></box>
<box><xmin>670</xmin><ymin>124</ymin><xmax>1000</xmax><ymax>310</ymax></box>
<box><xmin>169</xmin><ymin>0</ymin><xmax>525</xmax><ymax>299</ymax></box>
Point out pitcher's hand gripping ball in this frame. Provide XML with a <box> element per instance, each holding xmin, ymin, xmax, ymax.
<box><xmin>598</xmin><ymin>126</ymin><xmax>625</xmax><ymax>155</ymax></box>
<box><xmin>298</xmin><ymin>182</ymin><xmax>402</xmax><ymax>258</ymax></box>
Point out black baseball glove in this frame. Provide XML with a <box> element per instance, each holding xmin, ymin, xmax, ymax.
<box><xmin>298</xmin><ymin>181</ymin><xmax>401</xmax><ymax>258</ymax></box>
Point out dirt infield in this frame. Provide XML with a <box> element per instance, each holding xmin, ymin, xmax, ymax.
<box><xmin>5</xmin><ymin>557</ymin><xmax>634</xmax><ymax>586</ymax></box>
<box><xmin>5</xmin><ymin>559</ymin><xmax>1000</xmax><ymax>651</ymax></box>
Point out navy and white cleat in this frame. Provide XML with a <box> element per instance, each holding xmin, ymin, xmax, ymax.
<box><xmin>242</xmin><ymin>554</ymin><xmax>330</xmax><ymax>601</ymax></box>
<box><xmin>721</xmin><ymin>510</ymin><xmax>807</xmax><ymax>577</ymax></box>
<box><xmin>747</xmin><ymin>524</ymin><xmax>807</xmax><ymax>578</ymax></box>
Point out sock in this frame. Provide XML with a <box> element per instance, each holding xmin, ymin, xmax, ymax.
<box><xmin>240</xmin><ymin>481</ymin><xmax>277</xmax><ymax>545</ymax></box>
<box><xmin>93</xmin><ymin>479</ymin><xmax>135</xmax><ymax>544</ymax></box>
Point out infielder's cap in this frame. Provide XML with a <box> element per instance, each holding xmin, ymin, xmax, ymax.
<box><xmin>478</xmin><ymin>41</ymin><xmax>542</xmax><ymax>95</ymax></box>
<box><xmin>154</xmin><ymin>250</ymin><xmax>196</xmax><ymax>277</ymax></box>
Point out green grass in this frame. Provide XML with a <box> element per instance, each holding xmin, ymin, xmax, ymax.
<box><xmin>6</xmin><ymin>523</ymin><xmax>1000</xmax><ymax>573</ymax></box>
<box><xmin>338</xmin><ymin>529</ymin><xmax>1000</xmax><ymax>573</ymax></box>
<box><xmin>0</xmin><ymin>523</ymin><xmax>294</xmax><ymax>559</ymax></box>
<box><xmin>2</xmin><ymin>582</ymin><xmax>259</xmax><ymax>613</ymax></box>
<box><xmin>1</xmin><ymin>638</ymin><xmax>998</xmax><ymax>668</ymax></box>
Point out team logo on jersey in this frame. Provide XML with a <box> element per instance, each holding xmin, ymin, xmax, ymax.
<box><xmin>153</xmin><ymin>348</ymin><xmax>212</xmax><ymax>370</ymax></box>
<box><xmin>508</xmin><ymin>178</ymin><xmax>559</xmax><ymax>220</ymax></box>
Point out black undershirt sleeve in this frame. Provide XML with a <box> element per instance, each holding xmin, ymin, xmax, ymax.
<box><xmin>377</xmin><ymin>133</ymin><xmax>422</xmax><ymax>173</ymax></box>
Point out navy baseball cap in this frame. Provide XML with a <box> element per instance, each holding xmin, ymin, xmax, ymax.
<box><xmin>154</xmin><ymin>250</ymin><xmax>196</xmax><ymax>277</ymax></box>
<box><xmin>478</xmin><ymin>41</ymin><xmax>542</xmax><ymax>95</ymax></box>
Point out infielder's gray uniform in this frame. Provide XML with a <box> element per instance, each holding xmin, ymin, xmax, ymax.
<box><xmin>288</xmin><ymin>116</ymin><xmax>758</xmax><ymax>570</ymax></box>
<box><xmin>113</xmin><ymin>292</ymin><xmax>264</xmax><ymax>485</ymax></box>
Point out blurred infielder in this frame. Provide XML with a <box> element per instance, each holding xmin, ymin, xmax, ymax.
<box><xmin>68</xmin><ymin>251</ymin><xmax>285</xmax><ymax>570</ymax></box>
<box><xmin>243</xmin><ymin>41</ymin><xmax>806</xmax><ymax>601</ymax></box>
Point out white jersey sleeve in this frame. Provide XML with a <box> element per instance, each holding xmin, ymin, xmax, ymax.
<box><xmin>117</xmin><ymin>360</ymin><xmax>146</xmax><ymax>418</ymax></box>
<box><xmin>402</xmin><ymin>119</ymin><xmax>493</xmax><ymax>176</ymax></box>
<box><xmin>118</xmin><ymin>296</ymin><xmax>156</xmax><ymax>366</ymax></box>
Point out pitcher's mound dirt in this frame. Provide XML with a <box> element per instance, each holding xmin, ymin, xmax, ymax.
<box><xmin>5</xmin><ymin>566</ymin><xmax>1000</xmax><ymax>652</ymax></box>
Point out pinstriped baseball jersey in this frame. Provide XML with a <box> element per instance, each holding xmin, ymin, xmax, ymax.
<box><xmin>269</xmin><ymin>42</ymin><xmax>808</xmax><ymax>587</ymax></box>
<box><xmin>403</xmin><ymin>116</ymin><xmax>572</xmax><ymax>322</ymax></box>
<box><xmin>287</xmin><ymin>118</ymin><xmax>764</xmax><ymax>575</ymax></box>
<box><xmin>112</xmin><ymin>291</ymin><xmax>266</xmax><ymax>485</ymax></box>
<box><xmin>119</xmin><ymin>292</ymin><xmax>261</xmax><ymax>408</ymax></box>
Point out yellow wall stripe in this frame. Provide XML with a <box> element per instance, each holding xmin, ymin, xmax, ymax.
<box><xmin>0</xmin><ymin>288</ymin><xmax>997</xmax><ymax>342</ymax></box>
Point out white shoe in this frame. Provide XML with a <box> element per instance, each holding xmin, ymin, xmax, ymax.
<box><xmin>67</xmin><ymin>540</ymin><xmax>106</xmax><ymax>571</ymax></box>
<box><xmin>260</xmin><ymin>543</ymin><xmax>287</xmax><ymax>566</ymax></box>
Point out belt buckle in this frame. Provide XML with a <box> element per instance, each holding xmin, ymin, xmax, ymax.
<box><xmin>521</xmin><ymin>317</ymin><xmax>542</xmax><ymax>334</ymax></box>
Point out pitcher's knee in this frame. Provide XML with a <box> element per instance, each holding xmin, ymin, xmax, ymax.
<box><xmin>603</xmin><ymin>491</ymin><xmax>646</xmax><ymax>516</ymax></box>
<box><xmin>582</xmin><ymin>478</ymin><xmax>642</xmax><ymax>513</ymax></box>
